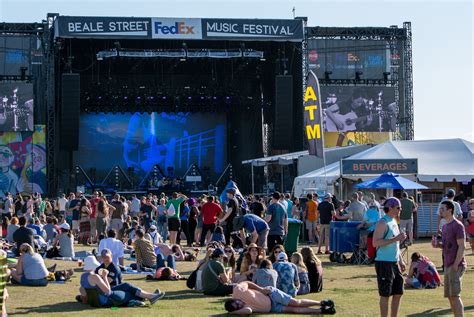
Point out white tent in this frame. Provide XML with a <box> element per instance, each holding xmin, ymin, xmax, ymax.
<box><xmin>293</xmin><ymin>138</ymin><xmax>474</xmax><ymax>197</ymax></box>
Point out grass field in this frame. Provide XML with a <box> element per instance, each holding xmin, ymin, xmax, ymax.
<box><xmin>6</xmin><ymin>239</ymin><xmax>474</xmax><ymax>316</ymax></box>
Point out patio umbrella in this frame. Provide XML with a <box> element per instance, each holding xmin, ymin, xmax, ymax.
<box><xmin>353</xmin><ymin>172</ymin><xmax>429</xmax><ymax>190</ymax></box>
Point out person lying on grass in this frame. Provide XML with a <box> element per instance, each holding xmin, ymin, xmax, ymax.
<box><xmin>224</xmin><ymin>281</ymin><xmax>336</xmax><ymax>315</ymax></box>
<box><xmin>78</xmin><ymin>255</ymin><xmax>165</xmax><ymax>307</ymax></box>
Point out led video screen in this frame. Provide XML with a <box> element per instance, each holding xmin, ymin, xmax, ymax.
<box><xmin>0</xmin><ymin>83</ymin><xmax>34</xmax><ymax>132</ymax></box>
<box><xmin>74</xmin><ymin>112</ymin><xmax>226</xmax><ymax>179</ymax></box>
<box><xmin>321</xmin><ymin>86</ymin><xmax>397</xmax><ymax>133</ymax></box>
<box><xmin>307</xmin><ymin>39</ymin><xmax>390</xmax><ymax>79</ymax></box>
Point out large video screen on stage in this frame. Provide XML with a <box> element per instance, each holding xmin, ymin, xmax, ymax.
<box><xmin>0</xmin><ymin>83</ymin><xmax>34</xmax><ymax>132</ymax></box>
<box><xmin>321</xmin><ymin>86</ymin><xmax>397</xmax><ymax>133</ymax></box>
<box><xmin>75</xmin><ymin>112</ymin><xmax>227</xmax><ymax>177</ymax></box>
<box><xmin>307</xmin><ymin>39</ymin><xmax>390</xmax><ymax>79</ymax></box>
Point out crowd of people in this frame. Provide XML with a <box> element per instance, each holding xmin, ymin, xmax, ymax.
<box><xmin>0</xmin><ymin>187</ymin><xmax>470</xmax><ymax>316</ymax></box>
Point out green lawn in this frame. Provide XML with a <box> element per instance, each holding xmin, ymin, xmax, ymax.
<box><xmin>7</xmin><ymin>239</ymin><xmax>474</xmax><ymax>316</ymax></box>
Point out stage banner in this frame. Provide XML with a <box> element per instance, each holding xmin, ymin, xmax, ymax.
<box><xmin>341</xmin><ymin>158</ymin><xmax>418</xmax><ymax>175</ymax></box>
<box><xmin>202</xmin><ymin>18</ymin><xmax>304</xmax><ymax>41</ymax></box>
<box><xmin>54</xmin><ymin>16</ymin><xmax>152</xmax><ymax>38</ymax></box>
<box><xmin>151</xmin><ymin>18</ymin><xmax>202</xmax><ymax>39</ymax></box>
<box><xmin>304</xmin><ymin>70</ymin><xmax>324</xmax><ymax>158</ymax></box>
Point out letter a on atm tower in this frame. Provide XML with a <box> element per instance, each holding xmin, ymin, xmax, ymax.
<box><xmin>304</xmin><ymin>70</ymin><xmax>324</xmax><ymax>158</ymax></box>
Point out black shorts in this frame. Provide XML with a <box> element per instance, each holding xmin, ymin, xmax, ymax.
<box><xmin>375</xmin><ymin>261</ymin><xmax>404</xmax><ymax>297</ymax></box>
<box><xmin>168</xmin><ymin>218</ymin><xmax>181</xmax><ymax>232</ymax></box>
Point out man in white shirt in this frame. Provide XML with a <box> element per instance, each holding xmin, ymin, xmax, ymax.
<box><xmin>130</xmin><ymin>194</ymin><xmax>141</xmax><ymax>217</ymax></box>
<box><xmin>2</xmin><ymin>192</ymin><xmax>13</xmax><ymax>220</ymax></box>
<box><xmin>56</xmin><ymin>193</ymin><xmax>68</xmax><ymax>217</ymax></box>
<box><xmin>99</xmin><ymin>229</ymin><xmax>125</xmax><ymax>266</ymax></box>
<box><xmin>437</xmin><ymin>189</ymin><xmax>463</xmax><ymax>234</ymax></box>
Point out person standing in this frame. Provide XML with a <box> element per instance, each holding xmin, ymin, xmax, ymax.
<box><xmin>437</xmin><ymin>189</ymin><xmax>463</xmax><ymax>235</ymax></box>
<box><xmin>139</xmin><ymin>197</ymin><xmax>157</xmax><ymax>231</ymax></box>
<box><xmin>56</xmin><ymin>193</ymin><xmax>68</xmax><ymax>218</ymax></box>
<box><xmin>234</xmin><ymin>213</ymin><xmax>269</xmax><ymax>249</ymax></box>
<box><xmin>345</xmin><ymin>192</ymin><xmax>367</xmax><ymax>221</ymax></box>
<box><xmin>110</xmin><ymin>194</ymin><xmax>125</xmax><ymax>234</ymax></box>
<box><xmin>317</xmin><ymin>194</ymin><xmax>336</xmax><ymax>254</ymax></box>
<box><xmin>165</xmin><ymin>192</ymin><xmax>187</xmax><ymax>245</ymax></box>
<box><xmin>130</xmin><ymin>194</ymin><xmax>141</xmax><ymax>218</ymax></box>
<box><xmin>156</xmin><ymin>198</ymin><xmax>168</xmax><ymax>242</ymax></box>
<box><xmin>372</xmin><ymin>197</ymin><xmax>407</xmax><ymax>317</ymax></box>
<box><xmin>284</xmin><ymin>194</ymin><xmax>293</xmax><ymax>219</ymax></box>
<box><xmin>177</xmin><ymin>200</ymin><xmax>191</xmax><ymax>247</ymax></box>
<box><xmin>434</xmin><ymin>200</ymin><xmax>466</xmax><ymax>317</ymax></box>
<box><xmin>399</xmin><ymin>192</ymin><xmax>416</xmax><ymax>245</ymax></box>
<box><xmin>303</xmin><ymin>194</ymin><xmax>318</xmax><ymax>244</ymax></box>
<box><xmin>219</xmin><ymin>189</ymin><xmax>240</xmax><ymax>246</ymax></box>
<box><xmin>2</xmin><ymin>193</ymin><xmax>13</xmax><ymax>220</ymax></box>
<box><xmin>89</xmin><ymin>191</ymin><xmax>100</xmax><ymax>243</ymax></box>
<box><xmin>467</xmin><ymin>198</ymin><xmax>474</xmax><ymax>255</ymax></box>
<box><xmin>68</xmin><ymin>192</ymin><xmax>82</xmax><ymax>235</ymax></box>
<box><xmin>200</xmin><ymin>196</ymin><xmax>222</xmax><ymax>246</ymax></box>
<box><xmin>249</xmin><ymin>195</ymin><xmax>265</xmax><ymax>218</ymax></box>
<box><xmin>265</xmin><ymin>192</ymin><xmax>288</xmax><ymax>253</ymax></box>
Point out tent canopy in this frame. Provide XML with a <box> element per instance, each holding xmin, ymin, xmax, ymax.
<box><xmin>293</xmin><ymin>139</ymin><xmax>474</xmax><ymax>197</ymax></box>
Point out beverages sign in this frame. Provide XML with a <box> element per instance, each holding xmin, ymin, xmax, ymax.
<box><xmin>341</xmin><ymin>159</ymin><xmax>418</xmax><ymax>175</ymax></box>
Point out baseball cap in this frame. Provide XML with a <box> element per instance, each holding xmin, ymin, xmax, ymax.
<box><xmin>212</xmin><ymin>248</ymin><xmax>227</xmax><ymax>258</ymax></box>
<box><xmin>447</xmin><ymin>189</ymin><xmax>456</xmax><ymax>197</ymax></box>
<box><xmin>324</xmin><ymin>193</ymin><xmax>333</xmax><ymax>199</ymax></box>
<box><xmin>100</xmin><ymin>248</ymin><xmax>112</xmax><ymax>257</ymax></box>
<box><xmin>277</xmin><ymin>252</ymin><xmax>288</xmax><ymax>261</ymax></box>
<box><xmin>150</xmin><ymin>225</ymin><xmax>157</xmax><ymax>230</ymax></box>
<box><xmin>59</xmin><ymin>223</ymin><xmax>70</xmax><ymax>230</ymax></box>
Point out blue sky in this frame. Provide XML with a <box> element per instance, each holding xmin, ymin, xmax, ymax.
<box><xmin>1</xmin><ymin>0</ymin><xmax>472</xmax><ymax>141</ymax></box>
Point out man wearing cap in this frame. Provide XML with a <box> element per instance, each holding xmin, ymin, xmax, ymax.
<box><xmin>437</xmin><ymin>189</ymin><xmax>463</xmax><ymax>235</ymax></box>
<box><xmin>202</xmin><ymin>248</ymin><xmax>234</xmax><ymax>296</ymax></box>
<box><xmin>272</xmin><ymin>252</ymin><xmax>299</xmax><ymax>297</ymax></box>
<box><xmin>372</xmin><ymin>197</ymin><xmax>407</xmax><ymax>317</ymax></box>
<box><xmin>234</xmin><ymin>213</ymin><xmax>269</xmax><ymax>249</ymax></box>
<box><xmin>219</xmin><ymin>189</ymin><xmax>240</xmax><ymax>245</ymax></box>
<box><xmin>99</xmin><ymin>229</ymin><xmax>125</xmax><ymax>267</ymax></box>
<box><xmin>400</xmin><ymin>192</ymin><xmax>416</xmax><ymax>245</ymax></box>
<box><xmin>96</xmin><ymin>248</ymin><xmax>122</xmax><ymax>286</ymax></box>
<box><xmin>317</xmin><ymin>194</ymin><xmax>336</xmax><ymax>254</ymax></box>
<box><xmin>265</xmin><ymin>192</ymin><xmax>288</xmax><ymax>253</ymax></box>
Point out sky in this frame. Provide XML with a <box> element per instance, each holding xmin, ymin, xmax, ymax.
<box><xmin>1</xmin><ymin>0</ymin><xmax>472</xmax><ymax>142</ymax></box>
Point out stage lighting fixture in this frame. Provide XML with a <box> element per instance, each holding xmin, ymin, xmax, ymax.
<box><xmin>123</xmin><ymin>96</ymin><xmax>128</xmax><ymax>100</ymax></box>
<box><xmin>187</xmin><ymin>96</ymin><xmax>192</xmax><ymax>100</ymax></box>
<box><xmin>355</xmin><ymin>71</ymin><xmax>363</xmax><ymax>81</ymax></box>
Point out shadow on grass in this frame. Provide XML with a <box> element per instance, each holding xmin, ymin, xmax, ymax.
<box><xmin>406</xmin><ymin>305</ymin><xmax>474</xmax><ymax>316</ymax></box>
<box><xmin>343</xmin><ymin>274</ymin><xmax>375</xmax><ymax>280</ymax></box>
<box><xmin>10</xmin><ymin>301</ymin><xmax>90</xmax><ymax>315</ymax></box>
<box><xmin>160</xmin><ymin>289</ymin><xmax>210</xmax><ymax>300</ymax></box>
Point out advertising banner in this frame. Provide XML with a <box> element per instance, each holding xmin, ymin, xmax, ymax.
<box><xmin>151</xmin><ymin>18</ymin><xmax>202</xmax><ymax>39</ymax></box>
<box><xmin>55</xmin><ymin>16</ymin><xmax>152</xmax><ymax>38</ymax></box>
<box><xmin>304</xmin><ymin>70</ymin><xmax>324</xmax><ymax>158</ymax></box>
<box><xmin>202</xmin><ymin>18</ymin><xmax>303</xmax><ymax>41</ymax></box>
<box><xmin>341</xmin><ymin>158</ymin><xmax>418</xmax><ymax>175</ymax></box>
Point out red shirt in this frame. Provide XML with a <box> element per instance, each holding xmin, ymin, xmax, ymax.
<box><xmin>90</xmin><ymin>198</ymin><xmax>101</xmax><ymax>219</ymax></box>
<box><xmin>202</xmin><ymin>202</ymin><xmax>222</xmax><ymax>225</ymax></box>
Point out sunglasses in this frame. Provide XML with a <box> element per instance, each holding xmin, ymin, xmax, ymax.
<box><xmin>225</xmin><ymin>249</ymin><xmax>233</xmax><ymax>253</ymax></box>
<box><xmin>274</xmin><ymin>250</ymin><xmax>282</xmax><ymax>254</ymax></box>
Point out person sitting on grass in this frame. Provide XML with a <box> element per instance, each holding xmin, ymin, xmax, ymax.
<box><xmin>96</xmin><ymin>248</ymin><xmax>122</xmax><ymax>287</ymax></box>
<box><xmin>210</xmin><ymin>226</ymin><xmax>226</xmax><ymax>246</ymax></box>
<box><xmin>51</xmin><ymin>223</ymin><xmax>75</xmax><ymax>258</ymax></box>
<box><xmin>10</xmin><ymin>243</ymin><xmax>49</xmax><ymax>286</ymax></box>
<box><xmin>252</xmin><ymin>259</ymin><xmax>278</xmax><ymax>288</ymax></box>
<box><xmin>267</xmin><ymin>244</ymin><xmax>285</xmax><ymax>263</ymax></box>
<box><xmin>202</xmin><ymin>248</ymin><xmax>235</xmax><ymax>296</ymax></box>
<box><xmin>224</xmin><ymin>281</ymin><xmax>336</xmax><ymax>315</ymax></box>
<box><xmin>273</xmin><ymin>252</ymin><xmax>299</xmax><ymax>297</ymax></box>
<box><xmin>301</xmin><ymin>246</ymin><xmax>323</xmax><ymax>293</ymax></box>
<box><xmin>291</xmin><ymin>252</ymin><xmax>310</xmax><ymax>295</ymax></box>
<box><xmin>405</xmin><ymin>252</ymin><xmax>441</xmax><ymax>289</ymax></box>
<box><xmin>236</xmin><ymin>243</ymin><xmax>264</xmax><ymax>282</ymax></box>
<box><xmin>78</xmin><ymin>255</ymin><xmax>165</xmax><ymax>307</ymax></box>
<box><xmin>132</xmin><ymin>229</ymin><xmax>156</xmax><ymax>271</ymax></box>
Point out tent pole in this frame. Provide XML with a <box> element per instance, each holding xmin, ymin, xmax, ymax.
<box><xmin>281</xmin><ymin>165</ymin><xmax>284</xmax><ymax>193</ymax></box>
<box><xmin>251</xmin><ymin>164</ymin><xmax>255</xmax><ymax>195</ymax></box>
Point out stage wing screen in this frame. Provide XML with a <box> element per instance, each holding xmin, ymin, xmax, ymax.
<box><xmin>307</xmin><ymin>39</ymin><xmax>390</xmax><ymax>80</ymax></box>
<box><xmin>74</xmin><ymin>112</ymin><xmax>227</xmax><ymax>178</ymax></box>
<box><xmin>0</xmin><ymin>83</ymin><xmax>34</xmax><ymax>132</ymax></box>
<box><xmin>321</xmin><ymin>86</ymin><xmax>397</xmax><ymax>133</ymax></box>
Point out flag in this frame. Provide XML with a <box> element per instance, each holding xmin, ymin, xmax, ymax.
<box><xmin>304</xmin><ymin>70</ymin><xmax>324</xmax><ymax>158</ymax></box>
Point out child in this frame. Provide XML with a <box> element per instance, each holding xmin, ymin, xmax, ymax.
<box><xmin>291</xmin><ymin>252</ymin><xmax>310</xmax><ymax>295</ymax></box>
<box><xmin>210</xmin><ymin>226</ymin><xmax>226</xmax><ymax>245</ymax></box>
<box><xmin>252</xmin><ymin>259</ymin><xmax>278</xmax><ymax>288</ymax></box>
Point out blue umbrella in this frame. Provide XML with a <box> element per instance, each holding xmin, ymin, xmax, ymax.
<box><xmin>353</xmin><ymin>172</ymin><xmax>429</xmax><ymax>190</ymax></box>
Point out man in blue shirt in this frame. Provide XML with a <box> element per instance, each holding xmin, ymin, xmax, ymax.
<box><xmin>265</xmin><ymin>192</ymin><xmax>288</xmax><ymax>253</ymax></box>
<box><xmin>234</xmin><ymin>214</ymin><xmax>269</xmax><ymax>249</ymax></box>
<box><xmin>285</xmin><ymin>194</ymin><xmax>293</xmax><ymax>219</ymax></box>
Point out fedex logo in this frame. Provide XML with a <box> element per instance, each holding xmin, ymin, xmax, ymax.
<box><xmin>151</xmin><ymin>18</ymin><xmax>202</xmax><ymax>39</ymax></box>
<box><xmin>154</xmin><ymin>22</ymin><xmax>195</xmax><ymax>35</ymax></box>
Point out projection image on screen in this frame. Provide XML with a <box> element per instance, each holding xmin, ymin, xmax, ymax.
<box><xmin>75</xmin><ymin>112</ymin><xmax>226</xmax><ymax>179</ymax></box>
<box><xmin>0</xmin><ymin>83</ymin><xmax>34</xmax><ymax>132</ymax></box>
<box><xmin>321</xmin><ymin>86</ymin><xmax>397</xmax><ymax>133</ymax></box>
